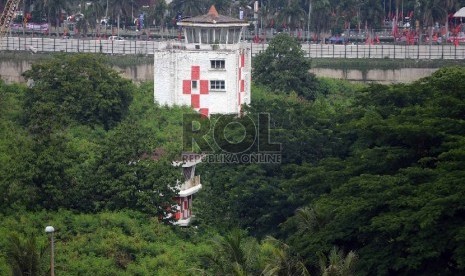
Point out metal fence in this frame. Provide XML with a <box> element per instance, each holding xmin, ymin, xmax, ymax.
<box><xmin>251</xmin><ymin>43</ymin><xmax>465</xmax><ymax>60</ymax></box>
<box><xmin>2</xmin><ymin>37</ymin><xmax>465</xmax><ymax>60</ymax></box>
<box><xmin>1</xmin><ymin>37</ymin><xmax>157</xmax><ymax>55</ymax></box>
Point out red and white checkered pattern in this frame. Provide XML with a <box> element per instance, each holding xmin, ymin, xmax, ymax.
<box><xmin>182</xmin><ymin>65</ymin><xmax>209</xmax><ymax>117</ymax></box>
<box><xmin>237</xmin><ymin>51</ymin><xmax>246</xmax><ymax>114</ymax></box>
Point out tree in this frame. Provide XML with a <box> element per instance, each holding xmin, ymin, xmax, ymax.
<box><xmin>283</xmin><ymin>67</ymin><xmax>465</xmax><ymax>275</ymax></box>
<box><xmin>252</xmin><ymin>33</ymin><xmax>318</xmax><ymax>100</ymax></box>
<box><xmin>277</xmin><ymin>0</ymin><xmax>306</xmax><ymax>30</ymax></box>
<box><xmin>92</xmin><ymin>120</ymin><xmax>180</xmax><ymax>219</ymax></box>
<box><xmin>169</xmin><ymin>0</ymin><xmax>207</xmax><ymax>17</ymax></box>
<box><xmin>200</xmin><ymin>229</ymin><xmax>261</xmax><ymax>275</ymax></box>
<box><xmin>6</xmin><ymin>233</ymin><xmax>47</xmax><ymax>276</ymax></box>
<box><xmin>36</xmin><ymin>0</ymin><xmax>73</xmax><ymax>36</ymax></box>
<box><xmin>261</xmin><ymin>237</ymin><xmax>310</xmax><ymax>276</ymax></box>
<box><xmin>147</xmin><ymin>0</ymin><xmax>168</xmax><ymax>28</ymax></box>
<box><xmin>106</xmin><ymin>0</ymin><xmax>134</xmax><ymax>29</ymax></box>
<box><xmin>318</xmin><ymin>247</ymin><xmax>358</xmax><ymax>276</ymax></box>
<box><xmin>20</xmin><ymin>54</ymin><xmax>134</xmax><ymax>210</ymax></box>
<box><xmin>22</xmin><ymin>54</ymin><xmax>133</xmax><ymax>131</ymax></box>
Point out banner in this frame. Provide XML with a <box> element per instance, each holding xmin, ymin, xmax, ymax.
<box><xmin>10</xmin><ymin>23</ymin><xmax>49</xmax><ymax>32</ymax></box>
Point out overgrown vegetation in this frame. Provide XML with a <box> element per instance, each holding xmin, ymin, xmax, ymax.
<box><xmin>1</xmin><ymin>53</ymin><xmax>465</xmax><ymax>275</ymax></box>
<box><xmin>253</xmin><ymin>33</ymin><xmax>318</xmax><ymax>100</ymax></box>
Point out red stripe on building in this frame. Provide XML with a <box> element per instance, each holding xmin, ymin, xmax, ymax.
<box><xmin>199</xmin><ymin>108</ymin><xmax>209</xmax><ymax>117</ymax></box>
<box><xmin>240</xmin><ymin>79</ymin><xmax>245</xmax><ymax>92</ymax></box>
<box><xmin>183</xmin><ymin>80</ymin><xmax>191</xmax><ymax>94</ymax></box>
<box><xmin>191</xmin><ymin>94</ymin><xmax>200</xmax><ymax>108</ymax></box>
<box><xmin>200</xmin><ymin>80</ymin><xmax>209</xmax><ymax>94</ymax></box>
<box><xmin>191</xmin><ymin>66</ymin><xmax>200</xmax><ymax>80</ymax></box>
<box><xmin>241</xmin><ymin>54</ymin><xmax>245</xmax><ymax>67</ymax></box>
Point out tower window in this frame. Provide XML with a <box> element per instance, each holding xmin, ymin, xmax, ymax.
<box><xmin>210</xmin><ymin>80</ymin><xmax>225</xmax><ymax>91</ymax></box>
<box><xmin>192</xmin><ymin>80</ymin><xmax>197</xmax><ymax>89</ymax></box>
<box><xmin>210</xmin><ymin>60</ymin><xmax>225</xmax><ymax>69</ymax></box>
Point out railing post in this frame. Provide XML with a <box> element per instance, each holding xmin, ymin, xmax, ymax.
<box><xmin>417</xmin><ymin>43</ymin><xmax>419</xmax><ymax>59</ymax></box>
<box><xmin>441</xmin><ymin>43</ymin><xmax>443</xmax><ymax>59</ymax></box>
<box><xmin>404</xmin><ymin>43</ymin><xmax>406</xmax><ymax>59</ymax></box>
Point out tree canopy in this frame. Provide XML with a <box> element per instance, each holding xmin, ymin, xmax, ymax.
<box><xmin>253</xmin><ymin>33</ymin><xmax>318</xmax><ymax>100</ymax></box>
<box><xmin>22</xmin><ymin>54</ymin><xmax>133</xmax><ymax>131</ymax></box>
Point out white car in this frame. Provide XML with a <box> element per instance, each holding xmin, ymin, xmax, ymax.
<box><xmin>108</xmin><ymin>36</ymin><xmax>124</xmax><ymax>41</ymax></box>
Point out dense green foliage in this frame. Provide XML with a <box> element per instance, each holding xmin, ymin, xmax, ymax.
<box><xmin>1</xmin><ymin>53</ymin><xmax>465</xmax><ymax>275</ymax></box>
<box><xmin>0</xmin><ymin>211</ymin><xmax>213</xmax><ymax>275</ymax></box>
<box><xmin>253</xmin><ymin>33</ymin><xmax>318</xmax><ymax>100</ymax></box>
<box><xmin>197</xmin><ymin>67</ymin><xmax>465</xmax><ymax>275</ymax></box>
<box><xmin>0</xmin><ymin>54</ymin><xmax>191</xmax><ymax>216</ymax></box>
<box><xmin>22</xmin><ymin>54</ymin><xmax>133</xmax><ymax>131</ymax></box>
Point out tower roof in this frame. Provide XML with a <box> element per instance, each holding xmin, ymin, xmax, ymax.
<box><xmin>178</xmin><ymin>5</ymin><xmax>248</xmax><ymax>26</ymax></box>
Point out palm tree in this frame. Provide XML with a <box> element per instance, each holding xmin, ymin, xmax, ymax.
<box><xmin>169</xmin><ymin>0</ymin><xmax>208</xmax><ymax>17</ymax></box>
<box><xmin>83</xmin><ymin>0</ymin><xmax>105</xmax><ymax>36</ymax></box>
<box><xmin>318</xmin><ymin>247</ymin><xmax>358</xmax><ymax>276</ymax></box>
<box><xmin>39</xmin><ymin>0</ymin><xmax>74</xmax><ymax>36</ymax></box>
<box><xmin>6</xmin><ymin>232</ymin><xmax>47</xmax><ymax>276</ymax></box>
<box><xmin>277</xmin><ymin>0</ymin><xmax>306</xmax><ymax>31</ymax></box>
<box><xmin>419</xmin><ymin>0</ymin><xmax>455</xmax><ymax>42</ymax></box>
<box><xmin>260</xmin><ymin>237</ymin><xmax>310</xmax><ymax>276</ymax></box>
<box><xmin>295</xmin><ymin>206</ymin><xmax>328</xmax><ymax>232</ymax></box>
<box><xmin>360</xmin><ymin>0</ymin><xmax>384</xmax><ymax>28</ymax></box>
<box><xmin>310</xmin><ymin>0</ymin><xmax>331</xmax><ymax>41</ymax></box>
<box><xmin>199</xmin><ymin>229</ymin><xmax>260</xmax><ymax>275</ymax></box>
<box><xmin>106</xmin><ymin>0</ymin><xmax>134</xmax><ymax>30</ymax></box>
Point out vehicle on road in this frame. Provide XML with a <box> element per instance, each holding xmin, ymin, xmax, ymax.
<box><xmin>108</xmin><ymin>36</ymin><xmax>124</xmax><ymax>41</ymax></box>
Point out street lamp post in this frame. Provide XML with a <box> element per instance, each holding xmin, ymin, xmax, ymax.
<box><xmin>45</xmin><ymin>226</ymin><xmax>55</xmax><ymax>276</ymax></box>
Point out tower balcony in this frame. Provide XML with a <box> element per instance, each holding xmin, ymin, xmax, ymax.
<box><xmin>176</xmin><ymin>175</ymin><xmax>202</xmax><ymax>197</ymax></box>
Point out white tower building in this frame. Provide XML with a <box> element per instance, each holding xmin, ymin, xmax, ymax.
<box><xmin>154</xmin><ymin>6</ymin><xmax>251</xmax><ymax>116</ymax></box>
